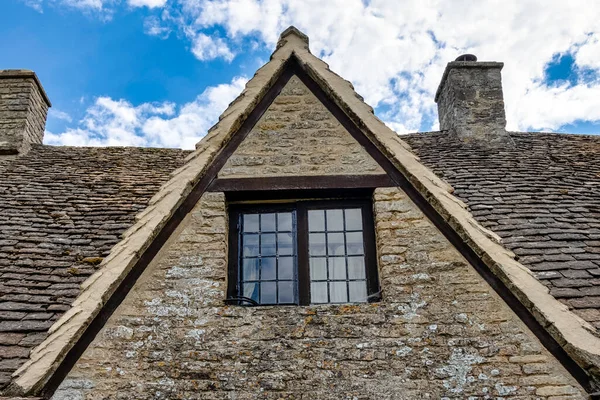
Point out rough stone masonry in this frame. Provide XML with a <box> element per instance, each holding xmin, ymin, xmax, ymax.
<box><xmin>0</xmin><ymin>70</ymin><xmax>50</xmax><ymax>156</ymax></box>
<box><xmin>435</xmin><ymin>61</ymin><xmax>510</xmax><ymax>145</ymax></box>
<box><xmin>53</xmin><ymin>75</ymin><xmax>585</xmax><ymax>399</ymax></box>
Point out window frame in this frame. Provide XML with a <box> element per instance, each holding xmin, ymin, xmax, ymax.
<box><xmin>227</xmin><ymin>198</ymin><xmax>380</xmax><ymax>306</ymax></box>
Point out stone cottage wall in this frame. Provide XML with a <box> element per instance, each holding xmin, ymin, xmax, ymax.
<box><xmin>54</xmin><ymin>188</ymin><xmax>585</xmax><ymax>399</ymax></box>
<box><xmin>218</xmin><ymin>75</ymin><xmax>384</xmax><ymax>178</ymax></box>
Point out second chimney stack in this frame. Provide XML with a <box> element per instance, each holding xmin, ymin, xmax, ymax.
<box><xmin>0</xmin><ymin>70</ymin><xmax>51</xmax><ymax>156</ymax></box>
<box><xmin>435</xmin><ymin>56</ymin><xmax>509</xmax><ymax>145</ymax></box>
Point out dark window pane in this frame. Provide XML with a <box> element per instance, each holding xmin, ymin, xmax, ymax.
<box><xmin>278</xmin><ymin>232</ymin><xmax>293</xmax><ymax>255</ymax></box>
<box><xmin>308</xmin><ymin>210</ymin><xmax>325</xmax><ymax>232</ymax></box>
<box><xmin>309</xmin><ymin>233</ymin><xmax>326</xmax><ymax>256</ymax></box>
<box><xmin>278</xmin><ymin>212</ymin><xmax>293</xmax><ymax>232</ymax></box>
<box><xmin>345</xmin><ymin>208</ymin><xmax>362</xmax><ymax>231</ymax></box>
<box><xmin>326</xmin><ymin>209</ymin><xmax>344</xmax><ymax>231</ymax></box>
<box><xmin>329</xmin><ymin>257</ymin><xmax>346</xmax><ymax>280</ymax></box>
<box><xmin>243</xmin><ymin>214</ymin><xmax>260</xmax><ymax>232</ymax></box>
<box><xmin>243</xmin><ymin>234</ymin><xmax>259</xmax><ymax>257</ymax></box>
<box><xmin>261</xmin><ymin>282</ymin><xmax>277</xmax><ymax>304</ymax></box>
<box><xmin>243</xmin><ymin>282</ymin><xmax>259</xmax><ymax>301</ymax></box>
<box><xmin>348</xmin><ymin>256</ymin><xmax>366</xmax><ymax>279</ymax></box>
<box><xmin>327</xmin><ymin>233</ymin><xmax>345</xmax><ymax>256</ymax></box>
<box><xmin>310</xmin><ymin>257</ymin><xmax>327</xmax><ymax>280</ymax></box>
<box><xmin>261</xmin><ymin>233</ymin><xmax>276</xmax><ymax>256</ymax></box>
<box><xmin>242</xmin><ymin>258</ymin><xmax>260</xmax><ymax>281</ymax></box>
<box><xmin>261</xmin><ymin>257</ymin><xmax>276</xmax><ymax>280</ymax></box>
<box><xmin>346</xmin><ymin>232</ymin><xmax>364</xmax><ymax>255</ymax></box>
<box><xmin>279</xmin><ymin>257</ymin><xmax>294</xmax><ymax>280</ymax></box>
<box><xmin>278</xmin><ymin>281</ymin><xmax>295</xmax><ymax>303</ymax></box>
<box><xmin>349</xmin><ymin>281</ymin><xmax>367</xmax><ymax>302</ymax></box>
<box><xmin>261</xmin><ymin>213</ymin><xmax>276</xmax><ymax>232</ymax></box>
<box><xmin>237</xmin><ymin>204</ymin><xmax>375</xmax><ymax>306</ymax></box>
<box><xmin>311</xmin><ymin>282</ymin><xmax>328</xmax><ymax>304</ymax></box>
<box><xmin>330</xmin><ymin>282</ymin><xmax>347</xmax><ymax>303</ymax></box>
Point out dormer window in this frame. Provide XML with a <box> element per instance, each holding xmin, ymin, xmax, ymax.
<box><xmin>227</xmin><ymin>198</ymin><xmax>379</xmax><ymax>306</ymax></box>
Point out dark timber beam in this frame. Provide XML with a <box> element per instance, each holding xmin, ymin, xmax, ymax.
<box><xmin>207</xmin><ymin>174</ymin><xmax>395</xmax><ymax>192</ymax></box>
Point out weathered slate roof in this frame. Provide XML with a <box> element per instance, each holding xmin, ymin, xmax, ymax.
<box><xmin>0</xmin><ymin>145</ymin><xmax>189</xmax><ymax>389</ymax></box>
<box><xmin>403</xmin><ymin>131</ymin><xmax>600</xmax><ymax>330</ymax></box>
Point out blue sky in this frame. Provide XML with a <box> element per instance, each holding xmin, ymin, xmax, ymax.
<box><xmin>2</xmin><ymin>0</ymin><xmax>600</xmax><ymax>148</ymax></box>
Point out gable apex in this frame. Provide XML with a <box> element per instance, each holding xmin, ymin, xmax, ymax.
<box><xmin>277</xmin><ymin>26</ymin><xmax>309</xmax><ymax>49</ymax></box>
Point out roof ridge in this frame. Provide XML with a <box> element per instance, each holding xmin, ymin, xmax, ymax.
<box><xmin>508</xmin><ymin>130</ymin><xmax>600</xmax><ymax>139</ymax></box>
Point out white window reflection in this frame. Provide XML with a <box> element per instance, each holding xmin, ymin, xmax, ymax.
<box><xmin>308</xmin><ymin>207</ymin><xmax>368</xmax><ymax>304</ymax></box>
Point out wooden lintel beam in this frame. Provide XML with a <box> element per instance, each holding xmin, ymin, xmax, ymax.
<box><xmin>207</xmin><ymin>174</ymin><xmax>395</xmax><ymax>192</ymax></box>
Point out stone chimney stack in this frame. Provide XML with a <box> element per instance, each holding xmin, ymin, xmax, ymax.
<box><xmin>0</xmin><ymin>70</ymin><xmax>51</xmax><ymax>156</ymax></box>
<box><xmin>435</xmin><ymin>55</ymin><xmax>510</xmax><ymax>144</ymax></box>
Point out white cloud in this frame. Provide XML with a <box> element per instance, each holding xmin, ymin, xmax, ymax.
<box><xmin>575</xmin><ymin>34</ymin><xmax>600</xmax><ymax>72</ymax></box>
<box><xmin>21</xmin><ymin>0</ymin><xmax>44</xmax><ymax>12</ymax></box>
<box><xmin>21</xmin><ymin>0</ymin><xmax>141</xmax><ymax>17</ymax></box>
<box><xmin>512</xmin><ymin>82</ymin><xmax>600</xmax><ymax>131</ymax></box>
<box><xmin>143</xmin><ymin>15</ymin><xmax>171</xmax><ymax>37</ymax></box>
<box><xmin>128</xmin><ymin>0</ymin><xmax>167</xmax><ymax>8</ymax></box>
<box><xmin>158</xmin><ymin>0</ymin><xmax>600</xmax><ymax>132</ymax></box>
<box><xmin>59</xmin><ymin>0</ymin><xmax>117</xmax><ymax>11</ymax></box>
<box><xmin>45</xmin><ymin>77</ymin><xmax>247</xmax><ymax>148</ymax></box>
<box><xmin>28</xmin><ymin>0</ymin><xmax>600</xmax><ymax>134</ymax></box>
<box><xmin>190</xmin><ymin>33</ymin><xmax>235</xmax><ymax>62</ymax></box>
<box><xmin>48</xmin><ymin>109</ymin><xmax>73</xmax><ymax>123</ymax></box>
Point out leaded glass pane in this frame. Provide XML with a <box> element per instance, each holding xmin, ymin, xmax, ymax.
<box><xmin>243</xmin><ymin>214</ymin><xmax>259</xmax><ymax>232</ymax></box>
<box><xmin>348</xmin><ymin>256</ymin><xmax>366</xmax><ymax>280</ymax></box>
<box><xmin>310</xmin><ymin>257</ymin><xmax>327</xmax><ymax>280</ymax></box>
<box><xmin>326</xmin><ymin>209</ymin><xmax>344</xmax><ymax>231</ymax></box>
<box><xmin>329</xmin><ymin>257</ymin><xmax>346</xmax><ymax>280</ymax></box>
<box><xmin>261</xmin><ymin>213</ymin><xmax>276</xmax><ymax>232</ymax></box>
<box><xmin>346</xmin><ymin>232</ymin><xmax>364</xmax><ymax>255</ymax></box>
<box><xmin>243</xmin><ymin>282</ymin><xmax>258</xmax><ymax>302</ymax></box>
<box><xmin>329</xmin><ymin>282</ymin><xmax>347</xmax><ymax>303</ymax></box>
<box><xmin>243</xmin><ymin>234</ymin><xmax>259</xmax><ymax>257</ymax></box>
<box><xmin>261</xmin><ymin>233</ymin><xmax>277</xmax><ymax>256</ymax></box>
<box><xmin>278</xmin><ymin>233</ymin><xmax>293</xmax><ymax>255</ymax></box>
<box><xmin>327</xmin><ymin>233</ymin><xmax>345</xmax><ymax>256</ymax></box>
<box><xmin>278</xmin><ymin>212</ymin><xmax>292</xmax><ymax>232</ymax></box>
<box><xmin>261</xmin><ymin>257</ymin><xmax>276</xmax><ymax>280</ymax></box>
<box><xmin>308</xmin><ymin>210</ymin><xmax>325</xmax><ymax>232</ymax></box>
<box><xmin>311</xmin><ymin>282</ymin><xmax>328</xmax><ymax>303</ymax></box>
<box><xmin>309</xmin><ymin>233</ymin><xmax>326</xmax><ymax>256</ymax></box>
<box><xmin>278</xmin><ymin>281</ymin><xmax>295</xmax><ymax>303</ymax></box>
<box><xmin>261</xmin><ymin>282</ymin><xmax>277</xmax><ymax>304</ymax></box>
<box><xmin>344</xmin><ymin>208</ymin><xmax>362</xmax><ymax>231</ymax></box>
<box><xmin>242</xmin><ymin>258</ymin><xmax>259</xmax><ymax>281</ymax></box>
<box><xmin>279</xmin><ymin>257</ymin><xmax>294</xmax><ymax>280</ymax></box>
<box><xmin>349</xmin><ymin>281</ymin><xmax>368</xmax><ymax>302</ymax></box>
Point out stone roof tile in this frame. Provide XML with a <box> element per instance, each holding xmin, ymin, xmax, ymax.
<box><xmin>403</xmin><ymin>130</ymin><xmax>600</xmax><ymax>331</ymax></box>
<box><xmin>0</xmin><ymin>144</ymin><xmax>189</xmax><ymax>389</ymax></box>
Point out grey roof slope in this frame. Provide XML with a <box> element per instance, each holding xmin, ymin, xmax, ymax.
<box><xmin>403</xmin><ymin>130</ymin><xmax>600</xmax><ymax>330</ymax></box>
<box><xmin>0</xmin><ymin>145</ymin><xmax>190</xmax><ymax>388</ymax></box>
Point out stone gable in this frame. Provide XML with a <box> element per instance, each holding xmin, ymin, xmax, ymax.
<box><xmin>218</xmin><ymin>75</ymin><xmax>384</xmax><ymax>178</ymax></box>
<box><xmin>54</xmin><ymin>188</ymin><xmax>585</xmax><ymax>399</ymax></box>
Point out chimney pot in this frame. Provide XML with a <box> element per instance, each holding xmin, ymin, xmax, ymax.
<box><xmin>455</xmin><ymin>54</ymin><xmax>477</xmax><ymax>62</ymax></box>
<box><xmin>0</xmin><ymin>69</ymin><xmax>51</xmax><ymax>156</ymax></box>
